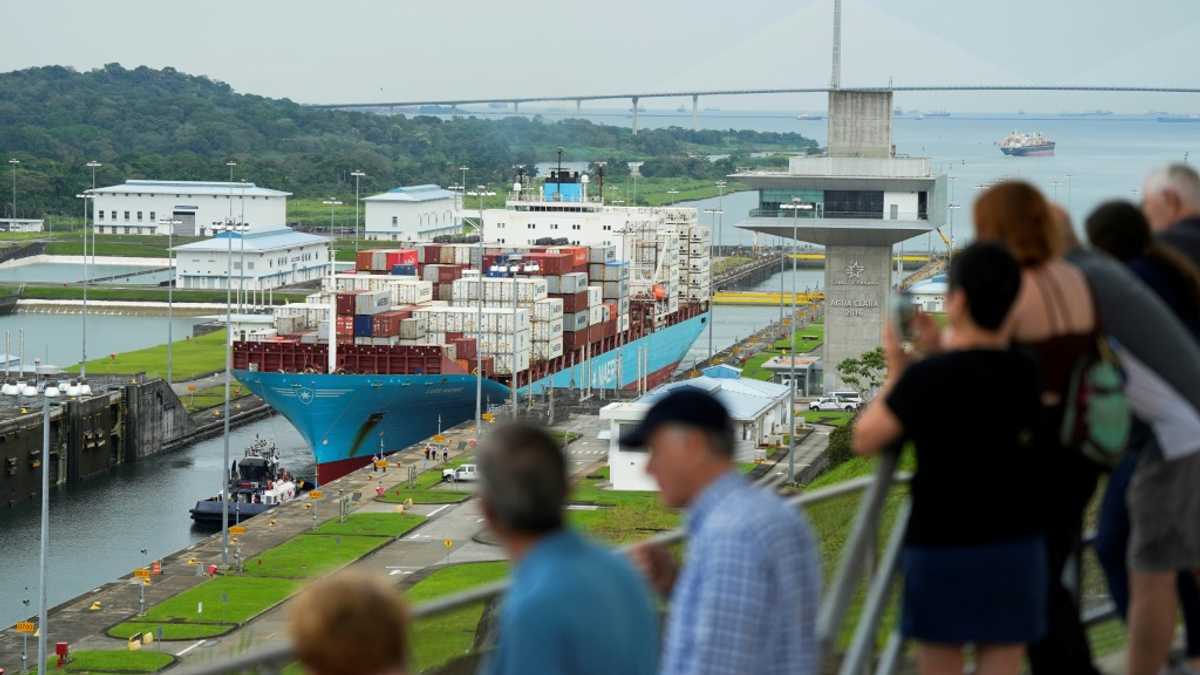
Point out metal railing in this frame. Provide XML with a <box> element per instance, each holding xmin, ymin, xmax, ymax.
<box><xmin>161</xmin><ymin>450</ymin><xmax>1117</xmax><ymax>675</ymax></box>
<box><xmin>748</xmin><ymin>208</ymin><xmax>929</xmax><ymax>221</ymax></box>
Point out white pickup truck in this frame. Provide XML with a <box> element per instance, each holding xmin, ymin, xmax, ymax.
<box><xmin>442</xmin><ymin>464</ymin><xmax>478</xmax><ymax>483</ymax></box>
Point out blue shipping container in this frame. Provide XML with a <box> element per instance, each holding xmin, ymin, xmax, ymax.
<box><xmin>353</xmin><ymin>314</ymin><xmax>374</xmax><ymax>337</ymax></box>
<box><xmin>391</xmin><ymin>264</ymin><xmax>417</xmax><ymax>276</ymax></box>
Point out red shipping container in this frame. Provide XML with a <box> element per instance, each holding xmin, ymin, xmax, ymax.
<box><xmin>438</xmin><ymin>265</ymin><xmax>463</xmax><ymax>283</ymax></box>
<box><xmin>419</xmin><ymin>244</ymin><xmax>442</xmax><ymax>264</ymax></box>
<box><xmin>336</xmin><ymin>292</ymin><xmax>358</xmax><ymax>315</ymax></box>
<box><xmin>446</xmin><ymin>332</ymin><xmax>464</xmax><ymax>341</ymax></box>
<box><xmin>605</xmin><ymin>301</ymin><xmax>618</xmax><ymax>322</ymax></box>
<box><xmin>561</xmin><ymin>246</ymin><xmax>588</xmax><ymax>266</ymax></box>
<box><xmin>356</xmin><ymin>250</ymin><xmax>374</xmax><ymax>271</ymax></box>
<box><xmin>371</xmin><ymin>310</ymin><xmax>408</xmax><ymax>337</ymax></box>
<box><xmin>527</xmin><ymin>252</ymin><xmax>572</xmax><ymax>275</ymax></box>
<box><xmin>384</xmin><ymin>249</ymin><xmax>418</xmax><ymax>268</ymax></box>
<box><xmin>336</xmin><ymin>315</ymin><xmax>355</xmax><ymax>336</ymax></box>
<box><xmin>552</xmin><ymin>291</ymin><xmax>590</xmax><ymax>313</ymax></box>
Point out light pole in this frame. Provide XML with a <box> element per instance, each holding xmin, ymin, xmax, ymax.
<box><xmin>211</xmin><ymin>218</ymin><xmax>247</xmax><ymax>565</ymax></box>
<box><xmin>322</xmin><ymin>199</ymin><xmax>343</xmax><ymax>269</ymax></box>
<box><xmin>226</xmin><ymin>160</ymin><xmax>237</xmax><ymax>183</ymax></box>
<box><xmin>75</xmin><ymin>193</ymin><xmax>95</xmax><ymax>379</ymax></box>
<box><xmin>715</xmin><ymin>180</ymin><xmax>727</xmax><ymax>256</ymax></box>
<box><xmin>947</xmin><ymin>203</ymin><xmax>962</xmax><ymax>267</ymax></box>
<box><xmin>458</xmin><ymin>166</ymin><xmax>469</xmax><ymax>211</ymax></box>
<box><xmin>702</xmin><ymin>207</ymin><xmax>724</xmax><ymax>361</ymax></box>
<box><xmin>9</xmin><ymin>158</ymin><xmax>19</xmax><ymax>219</ymax></box>
<box><xmin>86</xmin><ymin>162</ymin><xmax>101</xmax><ymax>273</ymax></box>
<box><xmin>467</xmin><ymin>186</ymin><xmax>496</xmax><ymax>237</ymax></box>
<box><xmin>351</xmin><ymin>170</ymin><xmax>366</xmax><ymax>255</ymax></box>
<box><xmin>159</xmin><ymin>218</ymin><xmax>183</xmax><ymax>384</ymax></box>
<box><xmin>780</xmin><ymin>200</ymin><xmax>813</xmax><ymax>483</ymax></box>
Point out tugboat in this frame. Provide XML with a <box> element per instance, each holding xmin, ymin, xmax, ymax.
<box><xmin>189</xmin><ymin>436</ymin><xmax>304</xmax><ymax>525</ymax></box>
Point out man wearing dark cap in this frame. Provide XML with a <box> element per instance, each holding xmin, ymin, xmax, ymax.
<box><xmin>624</xmin><ymin>387</ymin><xmax>820</xmax><ymax>675</ymax></box>
<box><xmin>478</xmin><ymin>422</ymin><xmax>659</xmax><ymax>675</ymax></box>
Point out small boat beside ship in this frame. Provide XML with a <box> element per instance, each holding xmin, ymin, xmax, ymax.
<box><xmin>999</xmin><ymin>131</ymin><xmax>1056</xmax><ymax>157</ymax></box>
<box><xmin>189</xmin><ymin>436</ymin><xmax>304</xmax><ymax>525</ymax></box>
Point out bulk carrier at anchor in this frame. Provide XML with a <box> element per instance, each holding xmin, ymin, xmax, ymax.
<box><xmin>233</xmin><ymin>170</ymin><xmax>712</xmax><ymax>484</ymax></box>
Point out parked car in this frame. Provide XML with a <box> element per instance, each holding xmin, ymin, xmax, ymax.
<box><xmin>831</xmin><ymin>391</ymin><xmax>863</xmax><ymax>406</ymax></box>
<box><xmin>809</xmin><ymin>397</ymin><xmax>858</xmax><ymax>412</ymax></box>
<box><xmin>442</xmin><ymin>464</ymin><xmax>478</xmax><ymax>482</ymax></box>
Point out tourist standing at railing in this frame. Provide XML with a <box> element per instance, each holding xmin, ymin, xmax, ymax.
<box><xmin>969</xmin><ymin>182</ymin><xmax>1106</xmax><ymax>675</ymax></box>
<box><xmin>476</xmin><ymin>423</ymin><xmax>659</xmax><ymax>675</ymax></box>
<box><xmin>1086</xmin><ymin>199</ymin><xmax>1200</xmax><ymax>675</ymax></box>
<box><xmin>854</xmin><ymin>242</ymin><xmax>1044</xmax><ymax>675</ymax></box>
<box><xmin>288</xmin><ymin>571</ymin><xmax>411</xmax><ymax>675</ymax></box>
<box><xmin>624</xmin><ymin>387</ymin><xmax>820</xmax><ymax>675</ymax></box>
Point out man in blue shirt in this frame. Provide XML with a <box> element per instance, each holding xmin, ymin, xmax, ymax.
<box><xmin>624</xmin><ymin>388</ymin><xmax>821</xmax><ymax>675</ymax></box>
<box><xmin>477</xmin><ymin>422</ymin><xmax>659</xmax><ymax>675</ymax></box>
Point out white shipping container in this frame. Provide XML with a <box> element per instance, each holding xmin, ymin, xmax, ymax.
<box><xmin>545</xmin><ymin>275</ymin><xmax>562</xmax><ymax>294</ymax></box>
<box><xmin>390</xmin><ymin>280</ymin><xmax>433</xmax><ymax>305</ymax></box>
<box><xmin>602</xmin><ymin>280</ymin><xmax>627</xmax><ymax>300</ymax></box>
<box><xmin>532</xmin><ymin>317</ymin><xmax>564</xmax><ymax>341</ymax></box>
<box><xmin>355</xmin><ymin>289</ymin><xmax>392</xmax><ymax>315</ymax></box>
<box><xmin>532</xmin><ymin>336</ymin><xmax>565</xmax><ymax>360</ymax></box>
<box><xmin>618</xmin><ymin>313</ymin><xmax>630</xmax><ymax>333</ymax></box>
<box><xmin>532</xmin><ymin>297</ymin><xmax>564</xmax><ymax>321</ymax></box>
<box><xmin>602</xmin><ymin>263</ymin><xmax>629</xmax><ymax>282</ymax></box>
<box><xmin>399</xmin><ymin>318</ymin><xmax>426</xmax><ymax>339</ymax></box>
<box><xmin>490</xmin><ymin>351</ymin><xmax>532</xmax><ymax>375</ymax></box>
<box><xmin>559</xmin><ymin>272</ymin><xmax>587</xmax><ymax>294</ymax></box>
<box><xmin>588</xmin><ymin>263</ymin><xmax>606</xmax><ymax>280</ymax></box>
<box><xmin>567</xmin><ymin>310</ymin><xmax>590</xmax><ymax>332</ymax></box>
<box><xmin>586</xmin><ymin>286</ymin><xmax>603</xmax><ymax>307</ymax></box>
<box><xmin>618</xmin><ymin>297</ymin><xmax>630</xmax><ymax>315</ymax></box>
<box><xmin>589</xmin><ymin>305</ymin><xmax>607</xmax><ymax>326</ymax></box>
<box><xmin>316</xmin><ymin>322</ymin><xmax>329</xmax><ymax>338</ymax></box>
<box><xmin>370</xmin><ymin>336</ymin><xmax>400</xmax><ymax>346</ymax></box>
<box><xmin>588</xmin><ymin>245</ymin><xmax>616</xmax><ymax>263</ymax></box>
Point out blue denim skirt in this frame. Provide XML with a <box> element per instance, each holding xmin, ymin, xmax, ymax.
<box><xmin>901</xmin><ymin>536</ymin><xmax>1048</xmax><ymax>645</ymax></box>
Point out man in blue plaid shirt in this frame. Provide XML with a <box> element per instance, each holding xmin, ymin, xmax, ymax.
<box><xmin>625</xmin><ymin>387</ymin><xmax>821</xmax><ymax>675</ymax></box>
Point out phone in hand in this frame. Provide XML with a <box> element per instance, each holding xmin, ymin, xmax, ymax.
<box><xmin>891</xmin><ymin>290</ymin><xmax>918</xmax><ymax>342</ymax></box>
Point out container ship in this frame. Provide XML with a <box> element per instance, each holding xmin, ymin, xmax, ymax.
<box><xmin>233</xmin><ymin>170</ymin><xmax>711</xmax><ymax>484</ymax></box>
<box><xmin>999</xmin><ymin>131</ymin><xmax>1056</xmax><ymax>157</ymax></box>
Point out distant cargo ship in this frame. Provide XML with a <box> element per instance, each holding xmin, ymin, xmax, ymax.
<box><xmin>999</xmin><ymin>131</ymin><xmax>1056</xmax><ymax>157</ymax></box>
<box><xmin>1157</xmin><ymin>115</ymin><xmax>1200</xmax><ymax>124</ymax></box>
<box><xmin>925</xmin><ymin>110</ymin><xmax>951</xmax><ymax>117</ymax></box>
<box><xmin>796</xmin><ymin>113</ymin><xmax>825</xmax><ymax>121</ymax></box>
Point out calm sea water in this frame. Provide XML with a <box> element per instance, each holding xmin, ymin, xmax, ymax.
<box><xmin>0</xmin><ymin>313</ymin><xmax>206</xmax><ymax>368</ymax></box>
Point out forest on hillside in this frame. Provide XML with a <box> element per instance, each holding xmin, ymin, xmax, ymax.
<box><xmin>0</xmin><ymin>64</ymin><xmax>817</xmax><ymax>217</ymax></box>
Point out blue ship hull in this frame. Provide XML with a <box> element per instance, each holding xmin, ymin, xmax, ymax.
<box><xmin>236</xmin><ymin>312</ymin><xmax>708</xmax><ymax>483</ymax></box>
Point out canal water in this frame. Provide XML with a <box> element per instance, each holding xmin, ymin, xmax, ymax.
<box><xmin>0</xmin><ymin>313</ymin><xmax>208</xmax><ymax>369</ymax></box>
<box><xmin>0</xmin><ymin>414</ymin><xmax>313</xmax><ymax>629</ymax></box>
<box><xmin>0</xmin><ymin>262</ymin><xmax>172</xmax><ymax>285</ymax></box>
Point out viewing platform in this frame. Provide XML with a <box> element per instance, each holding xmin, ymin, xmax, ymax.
<box><xmin>713</xmin><ymin>290</ymin><xmax>825</xmax><ymax>306</ymax></box>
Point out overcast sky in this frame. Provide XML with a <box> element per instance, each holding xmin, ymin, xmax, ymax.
<box><xmin>4</xmin><ymin>0</ymin><xmax>1199</xmax><ymax>113</ymax></box>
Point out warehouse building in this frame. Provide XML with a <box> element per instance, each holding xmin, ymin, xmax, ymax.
<box><xmin>363</xmin><ymin>184</ymin><xmax>460</xmax><ymax>242</ymax></box>
<box><xmin>171</xmin><ymin>228</ymin><xmax>330</xmax><ymax>291</ymax></box>
<box><xmin>89</xmin><ymin>179</ymin><xmax>290</xmax><ymax>236</ymax></box>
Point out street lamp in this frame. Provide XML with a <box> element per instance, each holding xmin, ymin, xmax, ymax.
<box><xmin>9</xmin><ymin>158</ymin><xmax>20</xmax><ymax>220</ymax></box>
<box><xmin>947</xmin><ymin>203</ymin><xmax>962</xmax><ymax>267</ymax></box>
<box><xmin>702</xmin><ymin>207</ymin><xmax>724</xmax><ymax>361</ymax></box>
<box><xmin>350</xmin><ymin>171</ymin><xmax>366</xmax><ymax>255</ymax></box>
<box><xmin>780</xmin><ymin>199</ymin><xmax>814</xmax><ymax>484</ymax></box>
<box><xmin>86</xmin><ymin>162</ymin><xmax>102</xmax><ymax>272</ymax></box>
<box><xmin>322</xmin><ymin>199</ymin><xmax>343</xmax><ymax>268</ymax></box>
<box><xmin>159</xmin><ymin>218</ymin><xmax>184</xmax><ymax>384</ymax></box>
<box><xmin>75</xmin><ymin>192</ymin><xmax>96</xmax><ymax>381</ymax></box>
<box><xmin>466</xmin><ymin>186</ymin><xmax>496</xmax><ymax>237</ymax></box>
<box><xmin>225</xmin><ymin>160</ymin><xmax>237</xmax><ymax>182</ymax></box>
<box><xmin>211</xmin><ymin>218</ymin><xmax>248</xmax><ymax>565</ymax></box>
<box><xmin>715</xmin><ymin>180</ymin><xmax>727</xmax><ymax>255</ymax></box>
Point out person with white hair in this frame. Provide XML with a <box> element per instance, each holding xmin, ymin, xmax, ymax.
<box><xmin>1143</xmin><ymin>163</ymin><xmax>1200</xmax><ymax>261</ymax></box>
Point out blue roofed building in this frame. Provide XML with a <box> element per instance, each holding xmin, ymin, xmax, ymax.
<box><xmin>599</xmin><ymin>365</ymin><xmax>792</xmax><ymax>490</ymax></box>
<box><xmin>363</xmin><ymin>184</ymin><xmax>461</xmax><ymax>242</ymax></box>
<box><xmin>171</xmin><ymin>228</ymin><xmax>331</xmax><ymax>292</ymax></box>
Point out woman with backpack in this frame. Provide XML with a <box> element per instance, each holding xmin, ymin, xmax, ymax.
<box><xmin>971</xmin><ymin>181</ymin><xmax>1108</xmax><ymax>675</ymax></box>
<box><xmin>1086</xmin><ymin>200</ymin><xmax>1200</xmax><ymax>675</ymax></box>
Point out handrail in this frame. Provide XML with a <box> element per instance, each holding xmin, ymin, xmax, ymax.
<box><xmin>172</xmin><ymin>466</ymin><xmax>910</xmax><ymax>675</ymax></box>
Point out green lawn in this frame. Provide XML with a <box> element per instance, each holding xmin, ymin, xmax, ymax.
<box><xmin>568</xmin><ymin>467</ymin><xmax>680</xmax><ymax>544</ymax></box>
<box><xmin>311</xmin><ymin>512</ymin><xmax>425</xmax><ymax>538</ymax></box>
<box><xmin>106</xmin><ymin>621</ymin><xmax>235</xmax><ymax>640</ymax></box>
<box><xmin>67</xmin><ymin>329</ymin><xmax>227</xmax><ymax>380</ymax></box>
<box><xmin>378</xmin><ymin>457</ymin><xmax>473</xmax><ymax>505</ymax></box>
<box><xmin>802</xmin><ymin>410</ymin><xmax>855</xmax><ymax>427</ymax></box>
<box><xmin>712</xmin><ymin>256</ymin><xmax>754</xmax><ymax>276</ymax></box>
<box><xmin>406</xmin><ymin>562</ymin><xmax>511</xmax><ymax>672</ymax></box>
<box><xmin>243</xmin><ymin>534</ymin><xmax>391</xmax><ymax>579</ymax></box>
<box><xmin>117</xmin><ymin>576</ymin><xmax>298</xmax><ymax>626</ymax></box>
<box><xmin>182</xmin><ymin>383</ymin><xmax>248</xmax><ymax>412</ymax></box>
<box><xmin>46</xmin><ymin>233</ymin><xmax>204</xmax><ymax>259</ymax></box>
<box><xmin>742</xmin><ymin>321</ymin><xmax>825</xmax><ymax>381</ymax></box>
<box><xmin>10</xmin><ymin>283</ymin><xmax>304</xmax><ymax>304</ymax></box>
<box><xmin>49</xmin><ymin>649</ymin><xmax>174</xmax><ymax>673</ymax></box>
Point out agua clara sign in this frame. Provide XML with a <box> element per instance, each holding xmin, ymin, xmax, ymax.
<box><xmin>829</xmin><ymin>259</ymin><xmax>881</xmax><ymax>317</ymax></box>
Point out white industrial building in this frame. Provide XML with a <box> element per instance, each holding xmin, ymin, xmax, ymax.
<box><xmin>89</xmin><ymin>180</ymin><xmax>291</xmax><ymax>236</ymax></box>
<box><xmin>0</xmin><ymin>218</ymin><xmax>44</xmax><ymax>232</ymax></box>
<box><xmin>170</xmin><ymin>228</ymin><xmax>330</xmax><ymax>291</ymax></box>
<box><xmin>480</xmin><ymin>171</ymin><xmax>699</xmax><ymax>252</ymax></box>
<box><xmin>363</xmin><ymin>184</ymin><xmax>460</xmax><ymax>242</ymax></box>
<box><xmin>599</xmin><ymin>365</ymin><xmax>792</xmax><ymax>491</ymax></box>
